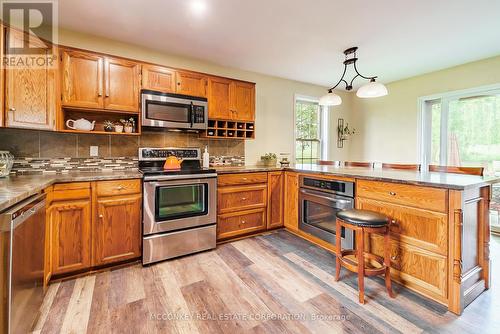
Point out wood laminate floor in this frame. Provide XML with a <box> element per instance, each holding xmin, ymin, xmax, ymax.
<box><xmin>34</xmin><ymin>231</ymin><xmax>500</xmax><ymax>334</ymax></box>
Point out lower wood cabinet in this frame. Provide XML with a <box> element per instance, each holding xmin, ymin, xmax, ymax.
<box><xmin>47</xmin><ymin>179</ymin><xmax>141</xmax><ymax>278</ymax></box>
<box><xmin>217</xmin><ymin>208</ymin><xmax>267</xmax><ymax>240</ymax></box>
<box><xmin>283</xmin><ymin>172</ymin><xmax>299</xmax><ymax>231</ymax></box>
<box><xmin>94</xmin><ymin>193</ymin><xmax>142</xmax><ymax>266</ymax></box>
<box><xmin>267</xmin><ymin>171</ymin><xmax>284</xmax><ymax>229</ymax></box>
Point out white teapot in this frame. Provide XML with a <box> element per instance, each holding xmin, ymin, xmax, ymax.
<box><xmin>66</xmin><ymin>118</ymin><xmax>96</xmax><ymax>131</ymax></box>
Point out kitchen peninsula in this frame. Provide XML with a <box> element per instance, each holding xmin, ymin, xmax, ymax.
<box><xmin>1</xmin><ymin>164</ymin><xmax>495</xmax><ymax>315</ymax></box>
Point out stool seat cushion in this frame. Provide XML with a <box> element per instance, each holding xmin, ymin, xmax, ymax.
<box><xmin>336</xmin><ymin>209</ymin><xmax>389</xmax><ymax>227</ymax></box>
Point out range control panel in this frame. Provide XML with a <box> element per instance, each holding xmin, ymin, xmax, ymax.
<box><xmin>139</xmin><ymin>148</ymin><xmax>201</xmax><ymax>161</ymax></box>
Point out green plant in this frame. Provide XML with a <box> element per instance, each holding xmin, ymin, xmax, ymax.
<box><xmin>103</xmin><ymin>120</ymin><xmax>114</xmax><ymax>131</ymax></box>
<box><xmin>261</xmin><ymin>153</ymin><xmax>277</xmax><ymax>161</ymax></box>
<box><xmin>120</xmin><ymin>117</ymin><xmax>135</xmax><ymax>127</ymax></box>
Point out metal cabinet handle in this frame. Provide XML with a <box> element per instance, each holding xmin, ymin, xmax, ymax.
<box><xmin>241</xmin><ymin>197</ymin><xmax>247</xmax><ymax>201</ymax></box>
<box><xmin>116</xmin><ymin>185</ymin><xmax>124</xmax><ymax>190</ymax></box>
<box><xmin>241</xmin><ymin>220</ymin><xmax>246</xmax><ymax>224</ymax></box>
<box><xmin>390</xmin><ymin>255</ymin><xmax>397</xmax><ymax>261</ymax></box>
<box><xmin>99</xmin><ymin>214</ymin><xmax>103</xmax><ymax>218</ymax></box>
<box><xmin>389</xmin><ymin>191</ymin><xmax>396</xmax><ymax>196</ymax></box>
<box><xmin>9</xmin><ymin>107</ymin><xmax>16</xmax><ymax>111</ymax></box>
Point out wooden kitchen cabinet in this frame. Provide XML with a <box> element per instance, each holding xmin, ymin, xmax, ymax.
<box><xmin>218</xmin><ymin>184</ymin><xmax>267</xmax><ymax>214</ymax></box>
<box><xmin>103</xmin><ymin>57</ymin><xmax>140</xmax><ymax>112</ymax></box>
<box><xmin>208</xmin><ymin>76</ymin><xmax>233</xmax><ymax>119</ymax></box>
<box><xmin>283</xmin><ymin>172</ymin><xmax>299</xmax><ymax>231</ymax></box>
<box><xmin>93</xmin><ymin>193</ymin><xmax>142</xmax><ymax>266</ymax></box>
<box><xmin>141</xmin><ymin>64</ymin><xmax>177</xmax><ymax>93</ymax></box>
<box><xmin>217</xmin><ymin>208</ymin><xmax>267</xmax><ymax>240</ymax></box>
<box><xmin>232</xmin><ymin>81</ymin><xmax>255</xmax><ymax>121</ymax></box>
<box><xmin>61</xmin><ymin>49</ymin><xmax>104</xmax><ymax>109</ymax></box>
<box><xmin>46</xmin><ymin>179</ymin><xmax>142</xmax><ymax>279</ymax></box>
<box><xmin>49</xmin><ymin>184</ymin><xmax>92</xmax><ymax>276</ymax></box>
<box><xmin>5</xmin><ymin>28</ymin><xmax>57</xmax><ymax>130</ymax></box>
<box><xmin>267</xmin><ymin>172</ymin><xmax>284</xmax><ymax>229</ymax></box>
<box><xmin>176</xmin><ymin>70</ymin><xmax>207</xmax><ymax>97</ymax></box>
<box><xmin>61</xmin><ymin>49</ymin><xmax>140</xmax><ymax>112</ymax></box>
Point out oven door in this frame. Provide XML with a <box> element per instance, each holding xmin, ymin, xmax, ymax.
<box><xmin>299</xmin><ymin>188</ymin><xmax>354</xmax><ymax>248</ymax></box>
<box><xmin>141</xmin><ymin>92</ymin><xmax>207</xmax><ymax>130</ymax></box>
<box><xmin>143</xmin><ymin>175</ymin><xmax>216</xmax><ymax>235</ymax></box>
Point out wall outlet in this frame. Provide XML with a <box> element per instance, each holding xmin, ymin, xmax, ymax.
<box><xmin>90</xmin><ymin>146</ymin><xmax>99</xmax><ymax>157</ymax></box>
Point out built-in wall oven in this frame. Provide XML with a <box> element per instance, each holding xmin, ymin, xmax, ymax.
<box><xmin>142</xmin><ymin>173</ymin><xmax>217</xmax><ymax>264</ymax></box>
<box><xmin>141</xmin><ymin>90</ymin><xmax>208</xmax><ymax>130</ymax></box>
<box><xmin>299</xmin><ymin>176</ymin><xmax>355</xmax><ymax>249</ymax></box>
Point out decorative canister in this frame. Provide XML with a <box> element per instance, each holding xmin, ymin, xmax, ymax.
<box><xmin>0</xmin><ymin>151</ymin><xmax>14</xmax><ymax>177</ymax></box>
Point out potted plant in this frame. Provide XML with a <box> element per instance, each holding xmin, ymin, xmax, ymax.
<box><xmin>120</xmin><ymin>118</ymin><xmax>135</xmax><ymax>133</ymax></box>
<box><xmin>260</xmin><ymin>153</ymin><xmax>277</xmax><ymax>166</ymax></box>
<box><xmin>103</xmin><ymin>120</ymin><xmax>114</xmax><ymax>132</ymax></box>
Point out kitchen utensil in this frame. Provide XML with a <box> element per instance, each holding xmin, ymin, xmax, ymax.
<box><xmin>66</xmin><ymin>118</ymin><xmax>95</xmax><ymax>131</ymax></box>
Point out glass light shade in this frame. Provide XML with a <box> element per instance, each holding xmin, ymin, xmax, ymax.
<box><xmin>356</xmin><ymin>81</ymin><xmax>388</xmax><ymax>98</ymax></box>
<box><xmin>319</xmin><ymin>91</ymin><xmax>342</xmax><ymax>106</ymax></box>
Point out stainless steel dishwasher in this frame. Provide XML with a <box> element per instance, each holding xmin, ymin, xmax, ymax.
<box><xmin>0</xmin><ymin>193</ymin><xmax>46</xmax><ymax>334</ymax></box>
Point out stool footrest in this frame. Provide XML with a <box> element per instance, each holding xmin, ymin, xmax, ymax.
<box><xmin>338</xmin><ymin>249</ymin><xmax>387</xmax><ymax>277</ymax></box>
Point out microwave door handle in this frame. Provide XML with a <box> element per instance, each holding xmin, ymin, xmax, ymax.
<box><xmin>190</xmin><ymin>102</ymin><xmax>194</xmax><ymax>128</ymax></box>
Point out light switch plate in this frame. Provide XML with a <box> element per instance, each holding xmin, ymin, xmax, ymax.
<box><xmin>90</xmin><ymin>146</ymin><xmax>99</xmax><ymax>157</ymax></box>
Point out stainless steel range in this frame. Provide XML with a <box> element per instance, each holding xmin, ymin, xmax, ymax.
<box><xmin>139</xmin><ymin>147</ymin><xmax>217</xmax><ymax>264</ymax></box>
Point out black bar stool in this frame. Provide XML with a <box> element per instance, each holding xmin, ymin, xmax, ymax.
<box><xmin>335</xmin><ymin>209</ymin><xmax>395</xmax><ymax>304</ymax></box>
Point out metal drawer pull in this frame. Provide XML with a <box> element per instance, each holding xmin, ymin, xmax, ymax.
<box><xmin>241</xmin><ymin>197</ymin><xmax>247</xmax><ymax>200</ymax></box>
<box><xmin>389</xmin><ymin>191</ymin><xmax>396</xmax><ymax>196</ymax></box>
<box><xmin>391</xmin><ymin>255</ymin><xmax>398</xmax><ymax>261</ymax></box>
<box><xmin>116</xmin><ymin>186</ymin><xmax>124</xmax><ymax>190</ymax></box>
<box><xmin>99</xmin><ymin>214</ymin><xmax>103</xmax><ymax>218</ymax></box>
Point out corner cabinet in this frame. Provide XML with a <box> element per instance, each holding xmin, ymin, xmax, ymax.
<box><xmin>46</xmin><ymin>179</ymin><xmax>142</xmax><ymax>279</ymax></box>
<box><xmin>4</xmin><ymin>28</ymin><xmax>57</xmax><ymax>130</ymax></box>
<box><xmin>61</xmin><ymin>49</ymin><xmax>140</xmax><ymax>112</ymax></box>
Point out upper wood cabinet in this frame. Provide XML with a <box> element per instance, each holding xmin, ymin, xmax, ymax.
<box><xmin>176</xmin><ymin>70</ymin><xmax>207</xmax><ymax>97</ymax></box>
<box><xmin>103</xmin><ymin>57</ymin><xmax>140</xmax><ymax>112</ymax></box>
<box><xmin>61</xmin><ymin>49</ymin><xmax>140</xmax><ymax>112</ymax></box>
<box><xmin>208</xmin><ymin>76</ymin><xmax>233</xmax><ymax>119</ymax></box>
<box><xmin>5</xmin><ymin>28</ymin><xmax>57</xmax><ymax>130</ymax></box>
<box><xmin>141</xmin><ymin>64</ymin><xmax>176</xmax><ymax>93</ymax></box>
<box><xmin>208</xmin><ymin>76</ymin><xmax>255</xmax><ymax>121</ymax></box>
<box><xmin>61</xmin><ymin>49</ymin><xmax>103</xmax><ymax>109</ymax></box>
<box><xmin>232</xmin><ymin>81</ymin><xmax>255</xmax><ymax>121</ymax></box>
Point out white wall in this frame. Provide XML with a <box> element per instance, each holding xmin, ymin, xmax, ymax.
<box><xmin>58</xmin><ymin>29</ymin><xmax>352</xmax><ymax>164</ymax></box>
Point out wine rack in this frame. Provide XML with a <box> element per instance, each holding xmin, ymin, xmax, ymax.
<box><xmin>202</xmin><ymin>119</ymin><xmax>255</xmax><ymax>139</ymax></box>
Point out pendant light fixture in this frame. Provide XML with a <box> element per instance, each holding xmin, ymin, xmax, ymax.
<box><xmin>319</xmin><ymin>47</ymin><xmax>388</xmax><ymax>106</ymax></box>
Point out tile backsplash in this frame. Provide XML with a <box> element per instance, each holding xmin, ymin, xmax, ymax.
<box><xmin>0</xmin><ymin>128</ymin><xmax>245</xmax><ymax>159</ymax></box>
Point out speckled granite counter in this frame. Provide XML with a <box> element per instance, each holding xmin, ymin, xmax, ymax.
<box><xmin>0</xmin><ymin>170</ymin><xmax>143</xmax><ymax>212</ymax></box>
<box><xmin>214</xmin><ymin>164</ymin><xmax>500</xmax><ymax>190</ymax></box>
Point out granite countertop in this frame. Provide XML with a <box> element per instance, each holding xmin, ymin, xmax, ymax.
<box><xmin>214</xmin><ymin>164</ymin><xmax>500</xmax><ymax>190</ymax></box>
<box><xmin>0</xmin><ymin>170</ymin><xmax>143</xmax><ymax>212</ymax></box>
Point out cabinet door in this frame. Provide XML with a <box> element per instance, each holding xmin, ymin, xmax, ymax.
<box><xmin>232</xmin><ymin>81</ymin><xmax>255</xmax><ymax>121</ymax></box>
<box><xmin>208</xmin><ymin>76</ymin><xmax>232</xmax><ymax>119</ymax></box>
<box><xmin>217</xmin><ymin>208</ymin><xmax>267</xmax><ymax>240</ymax></box>
<box><xmin>103</xmin><ymin>57</ymin><xmax>140</xmax><ymax>112</ymax></box>
<box><xmin>176</xmin><ymin>71</ymin><xmax>207</xmax><ymax>97</ymax></box>
<box><xmin>267</xmin><ymin>172</ymin><xmax>284</xmax><ymax>229</ymax></box>
<box><xmin>142</xmin><ymin>64</ymin><xmax>176</xmax><ymax>93</ymax></box>
<box><xmin>283</xmin><ymin>172</ymin><xmax>299</xmax><ymax>231</ymax></box>
<box><xmin>94</xmin><ymin>194</ymin><xmax>142</xmax><ymax>266</ymax></box>
<box><xmin>50</xmin><ymin>200</ymin><xmax>92</xmax><ymax>275</ymax></box>
<box><xmin>5</xmin><ymin>29</ymin><xmax>56</xmax><ymax>130</ymax></box>
<box><xmin>0</xmin><ymin>24</ymin><xmax>4</xmax><ymax>127</ymax></box>
<box><xmin>61</xmin><ymin>49</ymin><xmax>104</xmax><ymax>109</ymax></box>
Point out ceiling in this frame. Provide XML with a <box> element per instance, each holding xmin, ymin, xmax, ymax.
<box><xmin>59</xmin><ymin>0</ymin><xmax>500</xmax><ymax>88</ymax></box>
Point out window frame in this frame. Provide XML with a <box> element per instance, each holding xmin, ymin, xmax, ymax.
<box><xmin>293</xmin><ymin>94</ymin><xmax>328</xmax><ymax>164</ymax></box>
<box><xmin>418</xmin><ymin>83</ymin><xmax>500</xmax><ymax>169</ymax></box>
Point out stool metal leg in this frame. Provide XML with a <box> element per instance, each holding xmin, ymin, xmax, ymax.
<box><xmin>335</xmin><ymin>218</ymin><xmax>341</xmax><ymax>281</ymax></box>
<box><xmin>384</xmin><ymin>228</ymin><xmax>395</xmax><ymax>298</ymax></box>
<box><xmin>357</xmin><ymin>229</ymin><xmax>365</xmax><ymax>304</ymax></box>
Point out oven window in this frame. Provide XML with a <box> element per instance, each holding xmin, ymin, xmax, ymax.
<box><xmin>303</xmin><ymin>200</ymin><xmax>346</xmax><ymax>238</ymax></box>
<box><xmin>155</xmin><ymin>183</ymin><xmax>208</xmax><ymax>221</ymax></box>
<box><xmin>146</xmin><ymin>100</ymin><xmax>190</xmax><ymax>123</ymax></box>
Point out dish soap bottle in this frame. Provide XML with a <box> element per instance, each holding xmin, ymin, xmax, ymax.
<box><xmin>202</xmin><ymin>146</ymin><xmax>210</xmax><ymax>168</ymax></box>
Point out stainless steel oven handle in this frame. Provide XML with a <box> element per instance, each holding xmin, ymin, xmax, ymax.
<box><xmin>143</xmin><ymin>173</ymin><xmax>217</xmax><ymax>182</ymax></box>
<box><xmin>299</xmin><ymin>188</ymin><xmax>352</xmax><ymax>206</ymax></box>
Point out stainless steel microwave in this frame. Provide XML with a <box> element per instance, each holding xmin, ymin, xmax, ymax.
<box><xmin>141</xmin><ymin>90</ymin><xmax>208</xmax><ymax>130</ymax></box>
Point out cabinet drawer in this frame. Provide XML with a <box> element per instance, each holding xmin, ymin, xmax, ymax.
<box><xmin>356</xmin><ymin>180</ymin><xmax>447</xmax><ymax>213</ymax></box>
<box><xmin>217</xmin><ymin>172</ymin><xmax>267</xmax><ymax>186</ymax></box>
<box><xmin>369</xmin><ymin>235</ymin><xmax>447</xmax><ymax>302</ymax></box>
<box><xmin>218</xmin><ymin>184</ymin><xmax>267</xmax><ymax>214</ymax></box>
<box><xmin>96</xmin><ymin>179</ymin><xmax>141</xmax><ymax>197</ymax></box>
<box><xmin>217</xmin><ymin>208</ymin><xmax>266</xmax><ymax>240</ymax></box>
<box><xmin>53</xmin><ymin>182</ymin><xmax>91</xmax><ymax>201</ymax></box>
<box><xmin>357</xmin><ymin>198</ymin><xmax>448</xmax><ymax>255</ymax></box>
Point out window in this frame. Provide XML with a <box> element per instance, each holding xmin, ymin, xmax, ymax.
<box><xmin>295</xmin><ymin>97</ymin><xmax>327</xmax><ymax>164</ymax></box>
<box><xmin>421</xmin><ymin>87</ymin><xmax>500</xmax><ymax>171</ymax></box>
